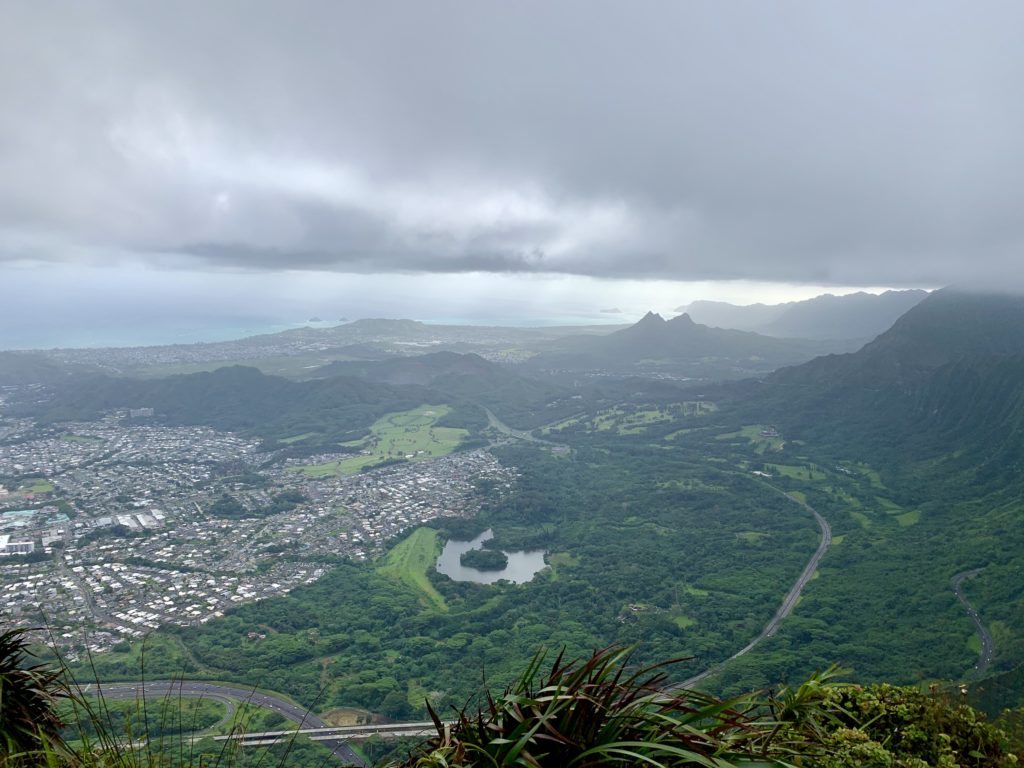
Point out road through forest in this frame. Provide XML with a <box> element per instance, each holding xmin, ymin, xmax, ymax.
<box><xmin>673</xmin><ymin>488</ymin><xmax>832</xmax><ymax>689</ymax></box>
<box><xmin>951</xmin><ymin>568</ymin><xmax>995</xmax><ymax>677</ymax></box>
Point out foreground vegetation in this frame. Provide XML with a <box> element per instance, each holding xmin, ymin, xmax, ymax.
<box><xmin>397</xmin><ymin>648</ymin><xmax>1022</xmax><ymax>768</ymax></box>
<box><xmin>3</xmin><ymin>630</ymin><xmax>1020</xmax><ymax>767</ymax></box>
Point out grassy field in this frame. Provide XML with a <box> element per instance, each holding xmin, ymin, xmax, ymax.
<box><xmin>296</xmin><ymin>405</ymin><xmax>468</xmax><ymax>477</ymax></box>
<box><xmin>664</xmin><ymin>427</ymin><xmax>697</xmax><ymax>440</ymax></box>
<box><xmin>717</xmin><ymin>424</ymin><xmax>784</xmax><ymax>453</ymax></box>
<box><xmin>547</xmin><ymin>552</ymin><xmax>580</xmax><ymax>568</ymax></box>
<box><xmin>609</xmin><ymin>408</ymin><xmax>676</xmax><ymax>435</ymax></box>
<box><xmin>672</xmin><ymin>614</ymin><xmax>697</xmax><ymax>630</ymax></box>
<box><xmin>765</xmin><ymin>463</ymin><xmax>823</xmax><ymax>481</ymax></box>
<box><xmin>377</xmin><ymin>527</ymin><xmax>448</xmax><ymax>611</ymax></box>
<box><xmin>850</xmin><ymin>510</ymin><xmax>872</xmax><ymax>529</ymax></box>
<box><xmin>679</xmin><ymin>583</ymin><xmax>709</xmax><ymax>597</ymax></box>
<box><xmin>22</xmin><ymin>479</ymin><xmax>54</xmax><ymax>493</ymax></box>
<box><xmin>543</xmin><ymin>404</ymin><xmax>709</xmax><ymax>436</ymax></box>
<box><xmin>215</xmin><ymin>701</ymin><xmax>299</xmax><ymax>736</ymax></box>
<box><xmin>857</xmin><ymin>463</ymin><xmax>886</xmax><ymax>488</ymax></box>
<box><xmin>826</xmin><ymin>488</ymin><xmax>862</xmax><ymax>508</ymax></box>
<box><xmin>896</xmin><ymin>509</ymin><xmax>921</xmax><ymax>527</ymax></box>
<box><xmin>322</xmin><ymin>706</ymin><xmax>381</xmax><ymax>726</ymax></box>
<box><xmin>279</xmin><ymin>432</ymin><xmax>319</xmax><ymax>444</ymax></box>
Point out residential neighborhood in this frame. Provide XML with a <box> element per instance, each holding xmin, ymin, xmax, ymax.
<box><xmin>0</xmin><ymin>398</ymin><xmax>516</xmax><ymax>658</ymax></box>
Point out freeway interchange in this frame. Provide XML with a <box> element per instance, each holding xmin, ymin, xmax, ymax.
<box><xmin>87</xmin><ymin>680</ymin><xmax>366</xmax><ymax>767</ymax></box>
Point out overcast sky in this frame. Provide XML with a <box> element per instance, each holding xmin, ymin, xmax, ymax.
<box><xmin>1</xmin><ymin>1</ymin><xmax>1021</xmax><ymax>344</ymax></box>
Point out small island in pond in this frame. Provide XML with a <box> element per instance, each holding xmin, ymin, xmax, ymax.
<box><xmin>459</xmin><ymin>548</ymin><xmax>509</xmax><ymax>571</ymax></box>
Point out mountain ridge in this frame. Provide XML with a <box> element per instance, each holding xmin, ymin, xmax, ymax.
<box><xmin>680</xmin><ymin>289</ymin><xmax>928</xmax><ymax>340</ymax></box>
<box><xmin>525</xmin><ymin>310</ymin><xmax>859</xmax><ymax>380</ymax></box>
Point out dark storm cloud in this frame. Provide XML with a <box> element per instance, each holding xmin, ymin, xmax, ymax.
<box><xmin>2</xmin><ymin>1</ymin><xmax>1023</xmax><ymax>286</ymax></box>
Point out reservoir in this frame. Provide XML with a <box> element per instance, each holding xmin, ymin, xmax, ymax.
<box><xmin>435</xmin><ymin>529</ymin><xmax>547</xmax><ymax>585</ymax></box>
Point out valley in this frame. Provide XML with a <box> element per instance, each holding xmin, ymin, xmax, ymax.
<box><xmin>6</xmin><ymin>8</ymin><xmax>1023</xmax><ymax>764</ymax></box>
<box><xmin>2</xmin><ymin>288</ymin><xmax>1023</xmax><ymax>761</ymax></box>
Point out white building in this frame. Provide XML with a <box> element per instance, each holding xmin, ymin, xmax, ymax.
<box><xmin>0</xmin><ymin>534</ymin><xmax>35</xmax><ymax>556</ymax></box>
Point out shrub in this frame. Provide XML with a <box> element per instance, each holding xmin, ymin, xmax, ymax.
<box><xmin>0</xmin><ymin>628</ymin><xmax>69</xmax><ymax>763</ymax></box>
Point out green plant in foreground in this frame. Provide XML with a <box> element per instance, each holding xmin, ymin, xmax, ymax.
<box><xmin>395</xmin><ymin>648</ymin><xmax>1022</xmax><ymax>768</ymax></box>
<box><xmin>399</xmin><ymin>647</ymin><xmax>794</xmax><ymax>768</ymax></box>
<box><xmin>5</xmin><ymin>631</ymin><xmax>1021</xmax><ymax>768</ymax></box>
<box><xmin>812</xmin><ymin>683</ymin><xmax>1019</xmax><ymax>768</ymax></box>
<box><xmin>0</xmin><ymin>627</ymin><xmax>69</xmax><ymax>764</ymax></box>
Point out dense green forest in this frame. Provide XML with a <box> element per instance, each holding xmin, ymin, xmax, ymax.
<box><xmin>83</xmin><ymin>440</ymin><xmax>823</xmax><ymax>718</ymax></box>
<box><xmin>84</xmin><ymin>393</ymin><xmax>1014</xmax><ymax>719</ymax></box>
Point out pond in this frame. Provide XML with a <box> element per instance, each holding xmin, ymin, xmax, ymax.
<box><xmin>435</xmin><ymin>528</ymin><xmax>547</xmax><ymax>585</ymax></box>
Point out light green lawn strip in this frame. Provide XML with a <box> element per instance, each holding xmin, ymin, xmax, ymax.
<box><xmin>766</xmin><ymin>463</ymin><xmax>816</xmax><ymax>481</ymax></box>
<box><xmin>850</xmin><ymin>510</ymin><xmax>872</xmax><ymax>529</ymax></box>
<box><xmin>680</xmin><ymin>584</ymin><xmax>709</xmax><ymax>597</ymax></box>
<box><xmin>613</xmin><ymin>408</ymin><xmax>673</xmax><ymax>434</ymax></box>
<box><xmin>547</xmin><ymin>552</ymin><xmax>580</xmax><ymax>568</ymax></box>
<box><xmin>672</xmin><ymin>615</ymin><xmax>697</xmax><ymax>630</ymax></box>
<box><xmin>718</xmin><ymin>424</ymin><xmax>784</xmax><ymax>453</ymax></box>
<box><xmin>664</xmin><ymin>428</ymin><xmax>695</xmax><ymax>440</ymax></box>
<box><xmin>377</xmin><ymin>527</ymin><xmax>448</xmax><ymax>612</ymax></box>
<box><xmin>896</xmin><ymin>510</ymin><xmax>920</xmax><ymax>527</ymax></box>
<box><xmin>831</xmin><ymin>489</ymin><xmax>863</xmax><ymax>508</ymax></box>
<box><xmin>550</xmin><ymin>405</ymin><xmax>692</xmax><ymax>436</ymax></box>
<box><xmin>540</xmin><ymin>413</ymin><xmax>586</xmax><ymax>435</ymax></box>
<box><xmin>61</xmin><ymin>434</ymin><xmax>103</xmax><ymax>445</ymax></box>
<box><xmin>857</xmin><ymin>463</ymin><xmax>886</xmax><ymax>489</ymax></box>
<box><xmin>280</xmin><ymin>432</ymin><xmax>319</xmax><ymax>444</ymax></box>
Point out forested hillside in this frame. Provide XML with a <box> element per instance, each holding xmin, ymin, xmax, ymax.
<box><xmin>522</xmin><ymin>312</ymin><xmax>858</xmax><ymax>379</ymax></box>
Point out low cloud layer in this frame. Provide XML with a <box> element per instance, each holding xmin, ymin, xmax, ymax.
<box><xmin>2</xmin><ymin>2</ymin><xmax>1023</xmax><ymax>287</ymax></box>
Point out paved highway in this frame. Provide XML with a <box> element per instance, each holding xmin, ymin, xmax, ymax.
<box><xmin>673</xmin><ymin>488</ymin><xmax>832</xmax><ymax>689</ymax></box>
<box><xmin>951</xmin><ymin>568</ymin><xmax>995</xmax><ymax>677</ymax></box>
<box><xmin>89</xmin><ymin>681</ymin><xmax>366</xmax><ymax>767</ymax></box>
<box><xmin>483</xmin><ymin>407</ymin><xmax>566</xmax><ymax>447</ymax></box>
<box><xmin>220</xmin><ymin>720</ymin><xmax>441</xmax><ymax>744</ymax></box>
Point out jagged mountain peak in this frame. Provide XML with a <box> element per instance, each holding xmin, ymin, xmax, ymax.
<box><xmin>638</xmin><ymin>310</ymin><xmax>666</xmax><ymax>324</ymax></box>
<box><xmin>668</xmin><ymin>313</ymin><xmax>696</xmax><ymax>327</ymax></box>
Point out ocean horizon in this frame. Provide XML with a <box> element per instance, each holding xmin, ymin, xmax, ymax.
<box><xmin>0</xmin><ymin>313</ymin><xmax>630</xmax><ymax>352</ymax></box>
